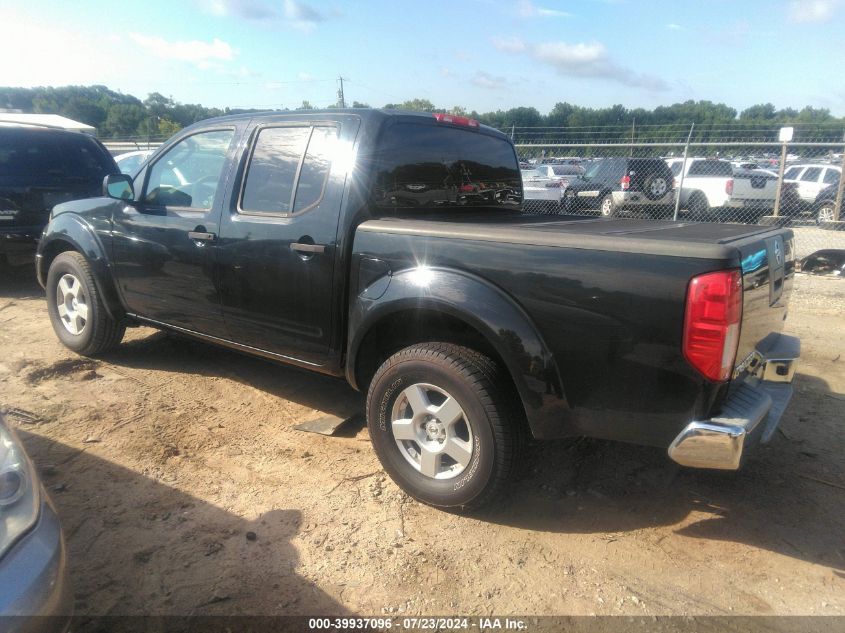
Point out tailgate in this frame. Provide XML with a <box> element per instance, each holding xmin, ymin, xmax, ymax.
<box><xmin>732</xmin><ymin>172</ymin><xmax>777</xmax><ymax>202</ymax></box>
<box><xmin>735</xmin><ymin>230</ymin><xmax>795</xmax><ymax>370</ymax></box>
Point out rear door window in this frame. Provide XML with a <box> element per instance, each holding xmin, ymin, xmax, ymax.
<box><xmin>783</xmin><ymin>166</ymin><xmax>802</xmax><ymax>180</ymax></box>
<box><xmin>800</xmin><ymin>167</ymin><xmax>822</xmax><ymax>182</ymax></box>
<box><xmin>239</xmin><ymin>125</ymin><xmax>338</xmax><ymax>215</ymax></box>
<box><xmin>371</xmin><ymin>121</ymin><xmax>521</xmax><ymax>211</ymax></box>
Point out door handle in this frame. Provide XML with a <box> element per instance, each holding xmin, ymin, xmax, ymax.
<box><xmin>188</xmin><ymin>231</ymin><xmax>216</xmax><ymax>242</ymax></box>
<box><xmin>291</xmin><ymin>242</ymin><xmax>326</xmax><ymax>254</ymax></box>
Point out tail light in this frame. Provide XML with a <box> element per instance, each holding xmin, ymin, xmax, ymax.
<box><xmin>725</xmin><ymin>179</ymin><xmax>734</xmax><ymax>195</ymax></box>
<box><xmin>432</xmin><ymin>113</ymin><xmax>480</xmax><ymax>128</ymax></box>
<box><xmin>683</xmin><ymin>270</ymin><xmax>742</xmax><ymax>382</ymax></box>
<box><xmin>620</xmin><ymin>175</ymin><xmax>631</xmax><ymax>190</ymax></box>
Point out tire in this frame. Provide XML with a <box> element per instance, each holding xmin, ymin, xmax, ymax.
<box><xmin>642</xmin><ymin>174</ymin><xmax>670</xmax><ymax>201</ymax></box>
<box><xmin>563</xmin><ymin>188</ymin><xmax>577</xmax><ymax>212</ymax></box>
<box><xmin>46</xmin><ymin>251</ymin><xmax>125</xmax><ymax>356</ymax></box>
<box><xmin>599</xmin><ymin>193</ymin><xmax>617</xmax><ymax>217</ymax></box>
<box><xmin>688</xmin><ymin>192</ymin><xmax>710</xmax><ymax>219</ymax></box>
<box><xmin>366</xmin><ymin>342</ymin><xmax>519</xmax><ymax>510</ymax></box>
<box><xmin>817</xmin><ymin>202</ymin><xmax>835</xmax><ymax>224</ymax></box>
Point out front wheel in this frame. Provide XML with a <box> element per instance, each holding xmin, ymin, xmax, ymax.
<box><xmin>366</xmin><ymin>343</ymin><xmax>518</xmax><ymax>510</ymax></box>
<box><xmin>46</xmin><ymin>251</ymin><xmax>125</xmax><ymax>356</ymax></box>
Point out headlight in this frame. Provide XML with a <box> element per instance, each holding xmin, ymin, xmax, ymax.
<box><xmin>0</xmin><ymin>421</ymin><xmax>40</xmax><ymax>559</ymax></box>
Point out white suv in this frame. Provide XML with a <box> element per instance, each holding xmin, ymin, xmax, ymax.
<box><xmin>783</xmin><ymin>163</ymin><xmax>840</xmax><ymax>204</ymax></box>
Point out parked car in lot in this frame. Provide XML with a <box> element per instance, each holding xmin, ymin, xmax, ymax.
<box><xmin>666</xmin><ymin>158</ymin><xmax>783</xmax><ymax>219</ymax></box>
<box><xmin>114</xmin><ymin>149</ymin><xmax>155</xmax><ymax>176</ymax></box>
<box><xmin>783</xmin><ymin>163</ymin><xmax>840</xmax><ymax>205</ymax></box>
<box><xmin>563</xmin><ymin>157</ymin><xmax>675</xmax><ymax>217</ymax></box>
<box><xmin>521</xmin><ymin>167</ymin><xmax>565</xmax><ymax>209</ymax></box>
<box><xmin>812</xmin><ymin>183</ymin><xmax>841</xmax><ymax>223</ymax></box>
<box><xmin>36</xmin><ymin>109</ymin><xmax>799</xmax><ymax>511</ymax></box>
<box><xmin>0</xmin><ymin>414</ymin><xmax>71</xmax><ymax>631</ymax></box>
<box><xmin>0</xmin><ymin>123</ymin><xmax>118</xmax><ymax>266</ymax></box>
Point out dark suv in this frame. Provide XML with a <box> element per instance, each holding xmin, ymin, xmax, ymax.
<box><xmin>563</xmin><ymin>157</ymin><xmax>675</xmax><ymax>217</ymax></box>
<box><xmin>0</xmin><ymin>125</ymin><xmax>118</xmax><ymax>265</ymax></box>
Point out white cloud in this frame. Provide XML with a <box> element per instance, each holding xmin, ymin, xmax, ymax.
<box><xmin>202</xmin><ymin>0</ymin><xmax>277</xmax><ymax>19</ymax></box>
<box><xmin>666</xmin><ymin>23</ymin><xmax>683</xmax><ymax>30</ymax></box>
<box><xmin>471</xmin><ymin>71</ymin><xmax>507</xmax><ymax>90</ymax></box>
<box><xmin>129</xmin><ymin>34</ymin><xmax>235</xmax><ymax>68</ymax></box>
<box><xmin>494</xmin><ymin>37</ymin><xmax>668</xmax><ymax>91</ymax></box>
<box><xmin>283</xmin><ymin>0</ymin><xmax>326</xmax><ymax>32</ymax></box>
<box><xmin>788</xmin><ymin>0</ymin><xmax>841</xmax><ymax>23</ymax></box>
<box><xmin>492</xmin><ymin>36</ymin><xmax>527</xmax><ymax>53</ymax></box>
<box><xmin>518</xmin><ymin>0</ymin><xmax>571</xmax><ymax>18</ymax></box>
<box><xmin>534</xmin><ymin>41</ymin><xmax>607</xmax><ymax>65</ymax></box>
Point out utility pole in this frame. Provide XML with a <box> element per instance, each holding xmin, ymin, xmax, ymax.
<box><xmin>337</xmin><ymin>76</ymin><xmax>346</xmax><ymax>109</ymax></box>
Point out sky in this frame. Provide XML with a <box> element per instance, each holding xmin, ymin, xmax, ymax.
<box><xmin>1</xmin><ymin>0</ymin><xmax>844</xmax><ymax>116</ymax></box>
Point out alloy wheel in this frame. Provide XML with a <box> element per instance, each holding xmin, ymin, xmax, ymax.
<box><xmin>391</xmin><ymin>383</ymin><xmax>474</xmax><ymax>480</ymax></box>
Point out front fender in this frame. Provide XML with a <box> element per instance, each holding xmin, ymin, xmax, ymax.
<box><xmin>36</xmin><ymin>210</ymin><xmax>124</xmax><ymax>320</ymax></box>
<box><xmin>347</xmin><ymin>266</ymin><xmax>568</xmax><ymax>438</ymax></box>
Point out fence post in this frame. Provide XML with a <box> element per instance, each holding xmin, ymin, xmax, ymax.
<box><xmin>771</xmin><ymin>142</ymin><xmax>789</xmax><ymax>218</ymax></box>
<box><xmin>672</xmin><ymin>123</ymin><xmax>694</xmax><ymax>222</ymax></box>
<box><xmin>833</xmin><ymin>142</ymin><xmax>845</xmax><ymax>223</ymax></box>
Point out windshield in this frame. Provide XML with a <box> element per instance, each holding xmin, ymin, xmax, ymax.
<box><xmin>521</xmin><ymin>169</ymin><xmax>542</xmax><ymax>179</ymax></box>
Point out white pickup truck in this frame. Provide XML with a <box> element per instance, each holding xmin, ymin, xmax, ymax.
<box><xmin>666</xmin><ymin>158</ymin><xmax>779</xmax><ymax>219</ymax></box>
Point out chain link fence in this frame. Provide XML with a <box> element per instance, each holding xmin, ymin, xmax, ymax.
<box><xmin>517</xmin><ymin>138</ymin><xmax>845</xmax><ymax>261</ymax></box>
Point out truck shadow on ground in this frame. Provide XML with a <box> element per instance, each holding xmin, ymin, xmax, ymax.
<box><xmin>483</xmin><ymin>371</ymin><xmax>845</xmax><ymax>573</ymax></box>
<box><xmin>18</xmin><ymin>430</ymin><xmax>350</xmax><ymax>628</ymax></box>
<box><xmin>107</xmin><ymin>331</ymin><xmax>365</xmax><ymax>423</ymax></box>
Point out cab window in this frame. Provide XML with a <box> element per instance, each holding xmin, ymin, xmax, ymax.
<box><xmin>240</xmin><ymin>125</ymin><xmax>338</xmax><ymax>215</ymax></box>
<box><xmin>143</xmin><ymin>129</ymin><xmax>234</xmax><ymax>209</ymax></box>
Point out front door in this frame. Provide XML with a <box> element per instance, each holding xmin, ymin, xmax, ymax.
<box><xmin>217</xmin><ymin>117</ymin><xmax>358</xmax><ymax>366</ymax></box>
<box><xmin>111</xmin><ymin>127</ymin><xmax>239</xmax><ymax>336</ymax></box>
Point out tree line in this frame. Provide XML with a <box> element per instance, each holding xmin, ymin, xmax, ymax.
<box><xmin>1</xmin><ymin>85</ymin><xmax>843</xmax><ymax>143</ymax></box>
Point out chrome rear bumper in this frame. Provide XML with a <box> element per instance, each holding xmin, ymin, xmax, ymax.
<box><xmin>669</xmin><ymin>333</ymin><xmax>800</xmax><ymax>470</ymax></box>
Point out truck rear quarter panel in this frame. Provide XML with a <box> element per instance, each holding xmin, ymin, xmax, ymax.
<box><xmin>351</xmin><ymin>226</ymin><xmax>730</xmax><ymax>447</ymax></box>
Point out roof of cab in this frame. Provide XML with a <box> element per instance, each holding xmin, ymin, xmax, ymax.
<box><xmin>181</xmin><ymin>108</ymin><xmax>509</xmax><ymax>140</ymax></box>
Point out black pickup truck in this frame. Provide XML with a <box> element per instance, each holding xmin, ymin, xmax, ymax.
<box><xmin>36</xmin><ymin>109</ymin><xmax>800</xmax><ymax>510</ymax></box>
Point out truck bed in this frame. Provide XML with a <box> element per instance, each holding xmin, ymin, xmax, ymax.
<box><xmin>354</xmin><ymin>212</ymin><xmax>795</xmax><ymax>446</ymax></box>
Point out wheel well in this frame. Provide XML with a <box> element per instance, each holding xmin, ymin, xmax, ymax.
<box><xmin>354</xmin><ymin>310</ymin><xmax>520</xmax><ymax>401</ymax></box>
<box><xmin>39</xmin><ymin>239</ymin><xmax>78</xmax><ymax>279</ymax></box>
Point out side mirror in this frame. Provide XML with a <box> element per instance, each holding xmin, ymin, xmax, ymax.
<box><xmin>103</xmin><ymin>174</ymin><xmax>135</xmax><ymax>201</ymax></box>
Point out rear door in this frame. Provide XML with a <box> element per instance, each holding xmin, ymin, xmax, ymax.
<box><xmin>797</xmin><ymin>166</ymin><xmax>823</xmax><ymax>201</ymax></box>
<box><xmin>111</xmin><ymin>126</ymin><xmax>242</xmax><ymax>336</ymax></box>
<box><xmin>216</xmin><ymin>116</ymin><xmax>359</xmax><ymax>365</ymax></box>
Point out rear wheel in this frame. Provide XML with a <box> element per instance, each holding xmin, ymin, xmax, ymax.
<box><xmin>599</xmin><ymin>193</ymin><xmax>617</xmax><ymax>217</ymax></box>
<box><xmin>366</xmin><ymin>343</ymin><xmax>519</xmax><ymax>510</ymax></box>
<box><xmin>46</xmin><ymin>252</ymin><xmax>125</xmax><ymax>356</ymax></box>
<box><xmin>688</xmin><ymin>192</ymin><xmax>710</xmax><ymax>219</ymax></box>
<box><xmin>817</xmin><ymin>201</ymin><xmax>835</xmax><ymax>224</ymax></box>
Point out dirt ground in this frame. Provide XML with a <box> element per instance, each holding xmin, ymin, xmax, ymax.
<box><xmin>1</xmin><ymin>264</ymin><xmax>843</xmax><ymax>619</ymax></box>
